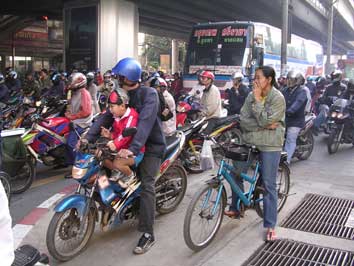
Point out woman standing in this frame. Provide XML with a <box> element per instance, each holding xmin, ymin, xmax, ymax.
<box><xmin>225</xmin><ymin>66</ymin><xmax>285</xmax><ymax>242</ymax></box>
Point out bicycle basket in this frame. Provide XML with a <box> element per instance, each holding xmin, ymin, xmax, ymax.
<box><xmin>225</xmin><ymin>146</ymin><xmax>250</xmax><ymax>161</ymax></box>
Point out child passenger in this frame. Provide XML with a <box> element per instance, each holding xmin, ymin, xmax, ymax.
<box><xmin>101</xmin><ymin>91</ymin><xmax>144</xmax><ymax>188</ymax></box>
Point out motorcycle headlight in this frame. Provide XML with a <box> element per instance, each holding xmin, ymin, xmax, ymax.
<box><xmin>331</xmin><ymin>112</ymin><xmax>337</xmax><ymax>118</ymax></box>
<box><xmin>337</xmin><ymin>113</ymin><xmax>343</xmax><ymax>119</ymax></box>
<box><xmin>72</xmin><ymin>166</ymin><xmax>88</xmax><ymax>179</ymax></box>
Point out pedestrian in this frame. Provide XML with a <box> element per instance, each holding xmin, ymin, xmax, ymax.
<box><xmin>86</xmin><ymin>72</ymin><xmax>101</xmax><ymax>115</ymax></box>
<box><xmin>84</xmin><ymin>57</ymin><xmax>166</xmax><ymax>254</ymax></box>
<box><xmin>225</xmin><ymin>66</ymin><xmax>285</xmax><ymax>242</ymax></box>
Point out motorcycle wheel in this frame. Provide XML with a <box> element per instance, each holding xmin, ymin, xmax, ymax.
<box><xmin>156</xmin><ymin>163</ymin><xmax>187</xmax><ymax>214</ymax></box>
<box><xmin>46</xmin><ymin>207</ymin><xmax>96</xmax><ymax>262</ymax></box>
<box><xmin>297</xmin><ymin>131</ymin><xmax>314</xmax><ymax>160</ymax></box>
<box><xmin>183</xmin><ymin>143</ymin><xmax>203</xmax><ymax>174</ymax></box>
<box><xmin>0</xmin><ymin>171</ymin><xmax>11</xmax><ymax>202</ymax></box>
<box><xmin>327</xmin><ymin>129</ymin><xmax>340</xmax><ymax>154</ymax></box>
<box><xmin>10</xmin><ymin>160</ymin><xmax>35</xmax><ymax>194</ymax></box>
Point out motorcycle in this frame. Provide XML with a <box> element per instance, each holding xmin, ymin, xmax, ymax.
<box><xmin>46</xmin><ymin>129</ymin><xmax>187</xmax><ymax>261</ymax></box>
<box><xmin>176</xmin><ymin>95</ymin><xmax>202</xmax><ymax>127</ymax></box>
<box><xmin>1</xmin><ymin>127</ymin><xmax>35</xmax><ymax>194</ymax></box>
<box><xmin>327</xmin><ymin>98</ymin><xmax>354</xmax><ymax>154</ymax></box>
<box><xmin>293</xmin><ymin>113</ymin><xmax>316</xmax><ymax>160</ymax></box>
<box><xmin>180</xmin><ymin>114</ymin><xmax>242</xmax><ymax>173</ymax></box>
<box><xmin>22</xmin><ymin>114</ymin><xmax>72</xmax><ymax>167</ymax></box>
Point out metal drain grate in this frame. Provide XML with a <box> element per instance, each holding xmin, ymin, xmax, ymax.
<box><xmin>243</xmin><ymin>239</ymin><xmax>354</xmax><ymax>266</ymax></box>
<box><xmin>281</xmin><ymin>193</ymin><xmax>354</xmax><ymax>240</ymax></box>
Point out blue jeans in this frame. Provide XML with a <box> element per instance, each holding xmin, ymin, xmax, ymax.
<box><xmin>230</xmin><ymin>151</ymin><xmax>281</xmax><ymax>228</ymax></box>
<box><xmin>314</xmin><ymin>104</ymin><xmax>329</xmax><ymax>130</ymax></box>
<box><xmin>66</xmin><ymin>125</ymin><xmax>86</xmax><ymax>165</ymax></box>
<box><xmin>284</xmin><ymin>127</ymin><xmax>301</xmax><ymax>164</ymax></box>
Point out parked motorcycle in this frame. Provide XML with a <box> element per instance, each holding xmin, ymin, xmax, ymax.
<box><xmin>46</xmin><ymin>129</ymin><xmax>187</xmax><ymax>261</ymax></box>
<box><xmin>176</xmin><ymin>95</ymin><xmax>202</xmax><ymax>127</ymax></box>
<box><xmin>327</xmin><ymin>98</ymin><xmax>354</xmax><ymax>154</ymax></box>
<box><xmin>293</xmin><ymin>113</ymin><xmax>316</xmax><ymax>160</ymax></box>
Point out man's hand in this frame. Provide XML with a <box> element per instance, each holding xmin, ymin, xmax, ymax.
<box><xmin>118</xmin><ymin>149</ymin><xmax>133</xmax><ymax>158</ymax></box>
<box><xmin>65</xmin><ymin>111</ymin><xmax>72</xmax><ymax>119</ymax></box>
<box><xmin>100</xmin><ymin>127</ymin><xmax>112</xmax><ymax>139</ymax></box>
<box><xmin>107</xmin><ymin>141</ymin><xmax>117</xmax><ymax>151</ymax></box>
<box><xmin>265</xmin><ymin>122</ymin><xmax>279</xmax><ymax>130</ymax></box>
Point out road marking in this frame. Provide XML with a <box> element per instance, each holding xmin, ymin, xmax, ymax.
<box><xmin>13</xmin><ymin>224</ymin><xmax>33</xmax><ymax>248</ymax></box>
<box><xmin>38</xmin><ymin>193</ymin><xmax>66</xmax><ymax>209</ymax></box>
<box><xmin>31</xmin><ymin>174</ymin><xmax>65</xmax><ymax>188</ymax></box>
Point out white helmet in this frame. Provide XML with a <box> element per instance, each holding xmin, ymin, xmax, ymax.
<box><xmin>232</xmin><ymin>72</ymin><xmax>244</xmax><ymax>80</ymax></box>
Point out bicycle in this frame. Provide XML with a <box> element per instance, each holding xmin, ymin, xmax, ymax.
<box><xmin>183</xmin><ymin>137</ymin><xmax>290</xmax><ymax>251</ymax></box>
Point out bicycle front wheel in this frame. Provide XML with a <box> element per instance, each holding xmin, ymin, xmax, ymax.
<box><xmin>254</xmin><ymin>162</ymin><xmax>290</xmax><ymax>218</ymax></box>
<box><xmin>183</xmin><ymin>183</ymin><xmax>226</xmax><ymax>251</ymax></box>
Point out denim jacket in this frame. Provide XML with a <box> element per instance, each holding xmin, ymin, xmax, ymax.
<box><xmin>240</xmin><ymin>87</ymin><xmax>286</xmax><ymax>151</ymax></box>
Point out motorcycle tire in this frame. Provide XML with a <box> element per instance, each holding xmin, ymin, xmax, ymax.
<box><xmin>46</xmin><ymin>207</ymin><xmax>96</xmax><ymax>262</ymax></box>
<box><xmin>0</xmin><ymin>171</ymin><xmax>11</xmax><ymax>203</ymax></box>
<box><xmin>156</xmin><ymin>163</ymin><xmax>187</xmax><ymax>214</ymax></box>
<box><xmin>10</xmin><ymin>160</ymin><xmax>35</xmax><ymax>194</ymax></box>
<box><xmin>296</xmin><ymin>131</ymin><xmax>314</xmax><ymax>160</ymax></box>
<box><xmin>327</xmin><ymin>129</ymin><xmax>340</xmax><ymax>154</ymax></box>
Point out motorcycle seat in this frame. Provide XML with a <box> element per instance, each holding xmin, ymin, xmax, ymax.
<box><xmin>165</xmin><ymin>132</ymin><xmax>182</xmax><ymax>158</ymax></box>
<box><xmin>213</xmin><ymin>114</ymin><xmax>240</xmax><ymax>128</ymax></box>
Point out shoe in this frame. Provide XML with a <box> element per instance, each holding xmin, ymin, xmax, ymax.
<box><xmin>265</xmin><ymin>228</ymin><xmax>277</xmax><ymax>243</ymax></box>
<box><xmin>224</xmin><ymin>209</ymin><xmax>243</xmax><ymax>219</ymax></box>
<box><xmin>133</xmin><ymin>233</ymin><xmax>155</xmax><ymax>255</ymax></box>
<box><xmin>118</xmin><ymin>173</ymin><xmax>136</xmax><ymax>189</ymax></box>
<box><xmin>110</xmin><ymin>170</ymin><xmax>124</xmax><ymax>182</ymax></box>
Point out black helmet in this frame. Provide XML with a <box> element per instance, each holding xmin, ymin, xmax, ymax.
<box><xmin>141</xmin><ymin>70</ymin><xmax>149</xmax><ymax>82</ymax></box>
<box><xmin>347</xmin><ymin>79</ymin><xmax>354</xmax><ymax>94</ymax></box>
<box><xmin>52</xmin><ymin>73</ymin><xmax>61</xmax><ymax>85</ymax></box>
<box><xmin>86</xmin><ymin>72</ymin><xmax>95</xmax><ymax>83</ymax></box>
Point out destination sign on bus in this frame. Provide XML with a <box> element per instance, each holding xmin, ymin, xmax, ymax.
<box><xmin>193</xmin><ymin>29</ymin><xmax>218</xmax><ymax>37</ymax></box>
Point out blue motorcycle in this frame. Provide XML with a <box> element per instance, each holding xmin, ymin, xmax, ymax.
<box><xmin>46</xmin><ymin>129</ymin><xmax>187</xmax><ymax>261</ymax></box>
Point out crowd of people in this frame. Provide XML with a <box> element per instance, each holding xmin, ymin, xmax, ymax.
<box><xmin>1</xmin><ymin>59</ymin><xmax>354</xmax><ymax>258</ymax></box>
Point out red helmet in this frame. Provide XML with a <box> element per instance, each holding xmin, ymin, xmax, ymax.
<box><xmin>199</xmin><ymin>70</ymin><xmax>215</xmax><ymax>81</ymax></box>
<box><xmin>68</xmin><ymin>73</ymin><xmax>87</xmax><ymax>90</ymax></box>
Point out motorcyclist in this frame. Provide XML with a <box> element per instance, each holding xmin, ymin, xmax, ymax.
<box><xmin>0</xmin><ymin>74</ymin><xmax>9</xmax><ymax>103</ymax></box>
<box><xmin>22</xmin><ymin>72</ymin><xmax>41</xmax><ymax>101</ymax></box>
<box><xmin>64</xmin><ymin>73</ymin><xmax>93</xmax><ymax>170</ymax></box>
<box><xmin>321</xmin><ymin>70</ymin><xmax>347</xmax><ymax>106</ymax></box>
<box><xmin>42</xmin><ymin>73</ymin><xmax>65</xmax><ymax>99</ymax></box>
<box><xmin>226</xmin><ymin>72</ymin><xmax>250</xmax><ymax>115</ymax></box>
<box><xmin>305</xmin><ymin>76</ymin><xmax>316</xmax><ymax>97</ymax></box>
<box><xmin>282</xmin><ymin>71</ymin><xmax>308</xmax><ymax>164</ymax></box>
<box><xmin>188</xmin><ymin>69</ymin><xmax>204</xmax><ymax>101</ymax></box>
<box><xmin>86</xmin><ymin>72</ymin><xmax>100</xmax><ymax>115</ymax></box>
<box><xmin>5</xmin><ymin>70</ymin><xmax>21</xmax><ymax>96</ymax></box>
<box><xmin>85</xmin><ymin>57</ymin><xmax>166</xmax><ymax>255</ymax></box>
<box><xmin>170</xmin><ymin>72</ymin><xmax>183</xmax><ymax>98</ymax></box>
<box><xmin>296</xmin><ymin>73</ymin><xmax>312</xmax><ymax>114</ymax></box>
<box><xmin>38</xmin><ymin>68</ymin><xmax>53</xmax><ymax>94</ymax></box>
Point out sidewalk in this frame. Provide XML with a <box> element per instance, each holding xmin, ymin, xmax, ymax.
<box><xmin>18</xmin><ymin>136</ymin><xmax>354</xmax><ymax>266</ymax></box>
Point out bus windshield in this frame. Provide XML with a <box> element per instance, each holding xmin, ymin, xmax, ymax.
<box><xmin>186</xmin><ymin>24</ymin><xmax>251</xmax><ymax>75</ymax></box>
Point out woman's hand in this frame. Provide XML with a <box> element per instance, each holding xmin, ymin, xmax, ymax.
<box><xmin>253</xmin><ymin>82</ymin><xmax>262</xmax><ymax>102</ymax></box>
<box><xmin>100</xmin><ymin>126</ymin><xmax>112</xmax><ymax>139</ymax></box>
<box><xmin>265</xmin><ymin>122</ymin><xmax>279</xmax><ymax>130</ymax></box>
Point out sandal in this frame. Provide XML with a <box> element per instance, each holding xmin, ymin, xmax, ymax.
<box><xmin>265</xmin><ymin>228</ymin><xmax>277</xmax><ymax>243</ymax></box>
<box><xmin>224</xmin><ymin>210</ymin><xmax>243</xmax><ymax>219</ymax></box>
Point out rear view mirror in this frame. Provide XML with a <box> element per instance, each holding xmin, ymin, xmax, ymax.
<box><xmin>122</xmin><ymin>127</ymin><xmax>137</xmax><ymax>137</ymax></box>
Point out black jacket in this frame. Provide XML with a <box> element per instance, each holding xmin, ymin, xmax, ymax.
<box><xmin>86</xmin><ymin>86</ymin><xmax>166</xmax><ymax>158</ymax></box>
<box><xmin>322</xmin><ymin>82</ymin><xmax>347</xmax><ymax>106</ymax></box>
<box><xmin>0</xmin><ymin>84</ymin><xmax>9</xmax><ymax>102</ymax></box>
<box><xmin>226</xmin><ymin>84</ymin><xmax>250</xmax><ymax>115</ymax></box>
<box><xmin>282</xmin><ymin>85</ymin><xmax>307</xmax><ymax>128</ymax></box>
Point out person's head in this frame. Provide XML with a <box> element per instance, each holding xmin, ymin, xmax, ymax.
<box><xmin>8</xmin><ymin>70</ymin><xmax>18</xmax><ymax>81</ymax></box>
<box><xmin>295</xmin><ymin>73</ymin><xmax>305</xmax><ymax>86</ymax></box>
<box><xmin>254</xmin><ymin>66</ymin><xmax>276</xmax><ymax>91</ymax></box>
<box><xmin>52</xmin><ymin>73</ymin><xmax>61</xmax><ymax>85</ymax></box>
<box><xmin>0</xmin><ymin>73</ymin><xmax>4</xmax><ymax>84</ymax></box>
<box><xmin>67</xmin><ymin>72</ymin><xmax>87</xmax><ymax>90</ymax></box>
<box><xmin>150</xmin><ymin>77</ymin><xmax>168</xmax><ymax>92</ymax></box>
<box><xmin>108</xmin><ymin>90</ymin><xmax>129</xmax><ymax>117</ymax></box>
<box><xmin>141</xmin><ymin>70</ymin><xmax>149</xmax><ymax>83</ymax></box>
<box><xmin>112</xmin><ymin>57</ymin><xmax>142</xmax><ymax>91</ymax></box>
<box><xmin>286</xmin><ymin>71</ymin><xmax>297</xmax><ymax>88</ymax></box>
<box><xmin>40</xmin><ymin>68</ymin><xmax>48</xmax><ymax>79</ymax></box>
<box><xmin>25</xmin><ymin>71</ymin><xmax>35</xmax><ymax>81</ymax></box>
<box><xmin>231</xmin><ymin>72</ymin><xmax>244</xmax><ymax>86</ymax></box>
<box><xmin>103</xmin><ymin>71</ymin><xmax>112</xmax><ymax>83</ymax></box>
<box><xmin>347</xmin><ymin>79</ymin><xmax>354</xmax><ymax>95</ymax></box>
<box><xmin>173</xmin><ymin>72</ymin><xmax>180</xmax><ymax>80</ymax></box>
<box><xmin>199</xmin><ymin>70</ymin><xmax>214</xmax><ymax>87</ymax></box>
<box><xmin>330</xmin><ymin>70</ymin><xmax>342</xmax><ymax>83</ymax></box>
<box><xmin>86</xmin><ymin>72</ymin><xmax>95</xmax><ymax>85</ymax></box>
<box><xmin>315</xmin><ymin>76</ymin><xmax>326</xmax><ymax>92</ymax></box>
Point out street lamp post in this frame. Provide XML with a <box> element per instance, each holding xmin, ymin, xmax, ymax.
<box><xmin>325</xmin><ymin>0</ymin><xmax>335</xmax><ymax>75</ymax></box>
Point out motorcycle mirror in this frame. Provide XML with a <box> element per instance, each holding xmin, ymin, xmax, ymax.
<box><xmin>122</xmin><ymin>127</ymin><xmax>137</xmax><ymax>137</ymax></box>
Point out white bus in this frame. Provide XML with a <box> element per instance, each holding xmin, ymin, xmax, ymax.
<box><xmin>183</xmin><ymin>21</ymin><xmax>323</xmax><ymax>93</ymax></box>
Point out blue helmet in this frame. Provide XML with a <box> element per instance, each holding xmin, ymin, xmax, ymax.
<box><xmin>112</xmin><ymin>57</ymin><xmax>141</xmax><ymax>82</ymax></box>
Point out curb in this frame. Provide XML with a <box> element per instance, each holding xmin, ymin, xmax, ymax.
<box><xmin>12</xmin><ymin>183</ymin><xmax>78</xmax><ymax>248</ymax></box>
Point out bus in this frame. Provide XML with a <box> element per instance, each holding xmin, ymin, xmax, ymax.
<box><xmin>183</xmin><ymin>21</ymin><xmax>324</xmax><ymax>93</ymax></box>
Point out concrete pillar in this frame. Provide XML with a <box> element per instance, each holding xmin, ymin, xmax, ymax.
<box><xmin>325</xmin><ymin>0</ymin><xmax>334</xmax><ymax>75</ymax></box>
<box><xmin>99</xmin><ymin>0</ymin><xmax>139</xmax><ymax>72</ymax></box>
<box><xmin>281</xmin><ymin>0</ymin><xmax>288</xmax><ymax>76</ymax></box>
<box><xmin>171</xmin><ymin>39</ymin><xmax>178</xmax><ymax>74</ymax></box>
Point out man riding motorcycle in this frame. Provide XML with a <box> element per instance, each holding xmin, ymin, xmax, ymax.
<box><xmin>225</xmin><ymin>72</ymin><xmax>250</xmax><ymax>115</ymax></box>
<box><xmin>282</xmin><ymin>71</ymin><xmax>308</xmax><ymax>164</ymax></box>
